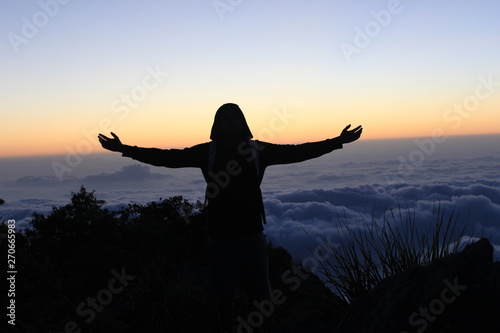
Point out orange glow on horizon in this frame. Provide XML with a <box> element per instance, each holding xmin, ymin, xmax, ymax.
<box><xmin>2</xmin><ymin>130</ymin><xmax>499</xmax><ymax>159</ymax></box>
<box><xmin>2</xmin><ymin>99</ymin><xmax>499</xmax><ymax>158</ymax></box>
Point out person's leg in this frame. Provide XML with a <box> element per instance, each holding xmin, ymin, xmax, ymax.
<box><xmin>240</xmin><ymin>232</ymin><xmax>273</xmax><ymax>331</ymax></box>
<box><xmin>242</xmin><ymin>232</ymin><xmax>271</xmax><ymax>299</ymax></box>
<box><xmin>216</xmin><ymin>302</ymin><xmax>235</xmax><ymax>333</ymax></box>
<box><xmin>208</xmin><ymin>236</ymin><xmax>240</xmax><ymax>333</ymax></box>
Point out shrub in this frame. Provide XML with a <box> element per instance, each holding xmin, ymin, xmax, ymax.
<box><xmin>2</xmin><ymin>186</ymin><xmax>343</xmax><ymax>332</ymax></box>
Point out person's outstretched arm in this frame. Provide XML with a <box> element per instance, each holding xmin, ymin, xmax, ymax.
<box><xmin>98</xmin><ymin>132</ymin><xmax>206</xmax><ymax>168</ymax></box>
<box><xmin>261</xmin><ymin>124</ymin><xmax>362</xmax><ymax>166</ymax></box>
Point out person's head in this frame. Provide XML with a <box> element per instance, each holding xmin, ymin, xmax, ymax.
<box><xmin>210</xmin><ymin>103</ymin><xmax>253</xmax><ymax>142</ymax></box>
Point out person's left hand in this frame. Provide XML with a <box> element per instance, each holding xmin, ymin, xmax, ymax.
<box><xmin>98</xmin><ymin>132</ymin><xmax>124</xmax><ymax>152</ymax></box>
<box><xmin>339</xmin><ymin>124</ymin><xmax>362</xmax><ymax>144</ymax></box>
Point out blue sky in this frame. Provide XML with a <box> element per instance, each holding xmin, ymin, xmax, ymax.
<box><xmin>1</xmin><ymin>0</ymin><xmax>500</xmax><ymax>157</ymax></box>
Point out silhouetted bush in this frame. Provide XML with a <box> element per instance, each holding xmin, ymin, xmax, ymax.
<box><xmin>2</xmin><ymin>186</ymin><xmax>342</xmax><ymax>333</ymax></box>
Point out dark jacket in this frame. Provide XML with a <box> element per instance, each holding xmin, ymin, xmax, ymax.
<box><xmin>121</xmin><ymin>138</ymin><xmax>343</xmax><ymax>237</ymax></box>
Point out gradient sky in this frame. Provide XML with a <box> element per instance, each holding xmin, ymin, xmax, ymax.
<box><xmin>1</xmin><ymin>0</ymin><xmax>500</xmax><ymax>157</ymax></box>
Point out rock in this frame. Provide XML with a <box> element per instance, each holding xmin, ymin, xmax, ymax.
<box><xmin>336</xmin><ymin>238</ymin><xmax>500</xmax><ymax>333</ymax></box>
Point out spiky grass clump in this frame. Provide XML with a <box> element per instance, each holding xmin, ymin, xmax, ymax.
<box><xmin>316</xmin><ymin>204</ymin><xmax>480</xmax><ymax>304</ymax></box>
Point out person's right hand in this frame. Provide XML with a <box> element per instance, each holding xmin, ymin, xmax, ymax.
<box><xmin>98</xmin><ymin>132</ymin><xmax>124</xmax><ymax>152</ymax></box>
<box><xmin>339</xmin><ymin>124</ymin><xmax>362</xmax><ymax>144</ymax></box>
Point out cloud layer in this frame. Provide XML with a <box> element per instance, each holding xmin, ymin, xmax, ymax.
<box><xmin>263</xmin><ymin>180</ymin><xmax>500</xmax><ymax>260</ymax></box>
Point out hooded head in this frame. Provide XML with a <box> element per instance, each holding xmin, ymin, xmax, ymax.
<box><xmin>210</xmin><ymin>103</ymin><xmax>253</xmax><ymax>142</ymax></box>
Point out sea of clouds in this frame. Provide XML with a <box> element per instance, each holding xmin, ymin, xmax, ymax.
<box><xmin>1</xmin><ymin>135</ymin><xmax>500</xmax><ymax>262</ymax></box>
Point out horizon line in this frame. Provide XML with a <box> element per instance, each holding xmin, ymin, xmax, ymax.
<box><xmin>1</xmin><ymin>132</ymin><xmax>499</xmax><ymax>160</ymax></box>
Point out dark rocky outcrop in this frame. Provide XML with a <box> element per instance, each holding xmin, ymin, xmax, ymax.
<box><xmin>337</xmin><ymin>238</ymin><xmax>500</xmax><ymax>333</ymax></box>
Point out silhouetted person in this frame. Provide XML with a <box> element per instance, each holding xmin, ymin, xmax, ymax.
<box><xmin>98</xmin><ymin>103</ymin><xmax>362</xmax><ymax>332</ymax></box>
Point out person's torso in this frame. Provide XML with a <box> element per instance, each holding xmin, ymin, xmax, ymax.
<box><xmin>205</xmin><ymin>141</ymin><xmax>264</xmax><ymax>237</ymax></box>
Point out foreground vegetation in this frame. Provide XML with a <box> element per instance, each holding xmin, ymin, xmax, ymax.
<box><xmin>0</xmin><ymin>187</ymin><xmax>343</xmax><ymax>333</ymax></box>
<box><xmin>1</xmin><ymin>187</ymin><xmax>485</xmax><ymax>332</ymax></box>
<box><xmin>318</xmin><ymin>204</ymin><xmax>481</xmax><ymax>304</ymax></box>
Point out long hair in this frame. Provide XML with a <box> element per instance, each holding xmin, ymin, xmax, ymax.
<box><xmin>210</xmin><ymin>103</ymin><xmax>253</xmax><ymax>141</ymax></box>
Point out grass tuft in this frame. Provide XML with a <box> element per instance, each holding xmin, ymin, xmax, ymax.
<box><xmin>316</xmin><ymin>203</ymin><xmax>482</xmax><ymax>304</ymax></box>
